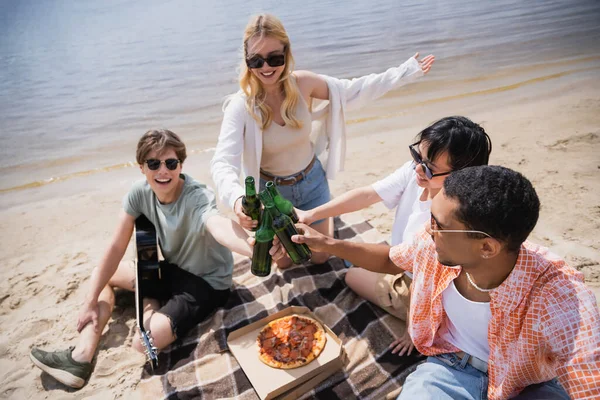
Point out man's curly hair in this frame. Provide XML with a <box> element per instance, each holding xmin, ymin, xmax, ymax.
<box><xmin>443</xmin><ymin>165</ymin><xmax>540</xmax><ymax>252</ymax></box>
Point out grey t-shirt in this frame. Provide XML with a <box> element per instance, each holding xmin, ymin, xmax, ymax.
<box><xmin>123</xmin><ymin>174</ymin><xmax>234</xmax><ymax>290</ymax></box>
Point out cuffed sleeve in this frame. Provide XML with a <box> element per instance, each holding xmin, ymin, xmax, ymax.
<box><xmin>341</xmin><ymin>56</ymin><xmax>424</xmax><ymax>111</ymax></box>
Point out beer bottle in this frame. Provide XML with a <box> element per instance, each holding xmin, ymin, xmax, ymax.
<box><xmin>265</xmin><ymin>181</ymin><xmax>299</xmax><ymax>223</ymax></box>
<box><xmin>259</xmin><ymin>191</ymin><xmax>311</xmax><ymax>265</ymax></box>
<box><xmin>251</xmin><ymin>205</ymin><xmax>275</xmax><ymax>277</ymax></box>
<box><xmin>241</xmin><ymin>177</ymin><xmax>261</xmax><ymax>231</ymax></box>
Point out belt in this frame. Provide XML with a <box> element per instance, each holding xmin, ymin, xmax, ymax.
<box><xmin>260</xmin><ymin>157</ymin><xmax>316</xmax><ymax>186</ymax></box>
<box><xmin>455</xmin><ymin>351</ymin><xmax>489</xmax><ymax>373</ymax></box>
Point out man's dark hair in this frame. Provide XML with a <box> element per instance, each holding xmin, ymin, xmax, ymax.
<box><xmin>443</xmin><ymin>165</ymin><xmax>540</xmax><ymax>252</ymax></box>
<box><xmin>417</xmin><ymin>116</ymin><xmax>492</xmax><ymax>170</ymax></box>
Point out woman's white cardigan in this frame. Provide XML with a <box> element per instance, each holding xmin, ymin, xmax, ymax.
<box><xmin>210</xmin><ymin>57</ymin><xmax>424</xmax><ymax>210</ymax></box>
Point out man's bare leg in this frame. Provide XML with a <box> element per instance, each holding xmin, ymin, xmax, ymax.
<box><xmin>71</xmin><ymin>261</ymin><xmax>135</xmax><ymax>363</ymax></box>
<box><xmin>132</xmin><ymin>298</ymin><xmax>177</xmax><ymax>353</ymax></box>
<box><xmin>29</xmin><ymin>261</ymin><xmax>136</xmax><ymax>388</ymax></box>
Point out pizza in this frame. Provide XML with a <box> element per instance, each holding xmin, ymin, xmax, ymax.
<box><xmin>257</xmin><ymin>314</ymin><xmax>327</xmax><ymax>369</ymax></box>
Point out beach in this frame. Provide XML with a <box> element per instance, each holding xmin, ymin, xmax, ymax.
<box><xmin>2</xmin><ymin>0</ymin><xmax>600</xmax><ymax>397</ymax></box>
<box><xmin>0</xmin><ymin>53</ymin><xmax>599</xmax><ymax>398</ymax></box>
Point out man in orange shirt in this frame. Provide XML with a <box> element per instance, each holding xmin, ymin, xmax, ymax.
<box><xmin>289</xmin><ymin>165</ymin><xmax>600</xmax><ymax>399</ymax></box>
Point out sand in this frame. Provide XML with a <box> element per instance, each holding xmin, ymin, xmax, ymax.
<box><xmin>1</xmin><ymin>56</ymin><xmax>599</xmax><ymax>399</ymax></box>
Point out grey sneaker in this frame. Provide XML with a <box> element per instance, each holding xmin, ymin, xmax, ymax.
<box><xmin>30</xmin><ymin>346</ymin><xmax>92</xmax><ymax>389</ymax></box>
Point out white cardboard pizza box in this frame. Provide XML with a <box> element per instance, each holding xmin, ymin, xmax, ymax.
<box><xmin>227</xmin><ymin>306</ymin><xmax>345</xmax><ymax>400</ymax></box>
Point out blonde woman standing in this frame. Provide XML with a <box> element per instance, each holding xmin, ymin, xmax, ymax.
<box><xmin>211</xmin><ymin>13</ymin><xmax>434</xmax><ymax>266</ymax></box>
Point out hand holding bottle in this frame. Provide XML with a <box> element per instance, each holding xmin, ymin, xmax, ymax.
<box><xmin>235</xmin><ymin>197</ymin><xmax>258</xmax><ymax>230</ymax></box>
<box><xmin>290</xmin><ymin>223</ymin><xmax>333</xmax><ymax>253</ymax></box>
<box><xmin>240</xmin><ymin>177</ymin><xmax>261</xmax><ymax>231</ymax></box>
<box><xmin>259</xmin><ymin>190</ymin><xmax>311</xmax><ymax>264</ymax></box>
<box><xmin>295</xmin><ymin>208</ymin><xmax>315</xmax><ymax>225</ymax></box>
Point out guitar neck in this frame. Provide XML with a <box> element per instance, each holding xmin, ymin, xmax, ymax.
<box><xmin>134</xmin><ymin>215</ymin><xmax>160</xmax><ymax>370</ymax></box>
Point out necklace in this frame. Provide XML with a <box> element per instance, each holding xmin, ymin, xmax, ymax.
<box><xmin>465</xmin><ymin>272</ymin><xmax>497</xmax><ymax>293</ymax></box>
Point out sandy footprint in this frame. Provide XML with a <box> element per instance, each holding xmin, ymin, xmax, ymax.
<box><xmin>0</xmin><ymin>357</ymin><xmax>19</xmax><ymax>381</ymax></box>
<box><xmin>55</xmin><ymin>279</ymin><xmax>81</xmax><ymax>303</ymax></box>
<box><xmin>546</xmin><ymin>131</ymin><xmax>599</xmax><ymax>150</ymax></box>
<box><xmin>0</xmin><ymin>358</ymin><xmax>37</xmax><ymax>400</ymax></box>
<box><xmin>14</xmin><ymin>319</ymin><xmax>55</xmax><ymax>341</ymax></box>
<box><xmin>0</xmin><ymin>294</ymin><xmax>9</xmax><ymax>307</ymax></box>
<box><xmin>93</xmin><ymin>349</ymin><xmax>144</xmax><ymax>383</ymax></box>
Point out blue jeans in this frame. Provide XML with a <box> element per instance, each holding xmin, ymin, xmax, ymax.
<box><xmin>398</xmin><ymin>353</ymin><xmax>570</xmax><ymax>400</ymax></box>
<box><xmin>259</xmin><ymin>157</ymin><xmax>331</xmax><ymax>224</ymax></box>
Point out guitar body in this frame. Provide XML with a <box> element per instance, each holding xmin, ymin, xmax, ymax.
<box><xmin>134</xmin><ymin>215</ymin><xmax>160</xmax><ymax>370</ymax></box>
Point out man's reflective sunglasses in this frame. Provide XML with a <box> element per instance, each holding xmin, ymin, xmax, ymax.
<box><xmin>409</xmin><ymin>142</ymin><xmax>453</xmax><ymax>179</ymax></box>
<box><xmin>145</xmin><ymin>159</ymin><xmax>181</xmax><ymax>171</ymax></box>
<box><xmin>246</xmin><ymin>53</ymin><xmax>286</xmax><ymax>69</ymax></box>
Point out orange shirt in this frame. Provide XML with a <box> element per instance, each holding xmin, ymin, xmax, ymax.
<box><xmin>390</xmin><ymin>230</ymin><xmax>600</xmax><ymax>400</ymax></box>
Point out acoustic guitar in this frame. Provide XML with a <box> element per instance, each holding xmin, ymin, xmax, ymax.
<box><xmin>134</xmin><ymin>215</ymin><xmax>160</xmax><ymax>370</ymax></box>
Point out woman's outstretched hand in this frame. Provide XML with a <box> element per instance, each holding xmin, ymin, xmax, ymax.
<box><xmin>414</xmin><ymin>52</ymin><xmax>435</xmax><ymax>75</ymax></box>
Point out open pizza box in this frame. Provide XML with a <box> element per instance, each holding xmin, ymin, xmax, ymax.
<box><xmin>227</xmin><ymin>306</ymin><xmax>345</xmax><ymax>400</ymax></box>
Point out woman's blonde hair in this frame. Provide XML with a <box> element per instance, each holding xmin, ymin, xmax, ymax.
<box><xmin>240</xmin><ymin>14</ymin><xmax>302</xmax><ymax>130</ymax></box>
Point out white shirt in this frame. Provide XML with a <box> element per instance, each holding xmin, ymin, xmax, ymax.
<box><xmin>210</xmin><ymin>57</ymin><xmax>424</xmax><ymax>210</ymax></box>
<box><xmin>372</xmin><ymin>160</ymin><xmax>431</xmax><ymax>247</ymax></box>
<box><xmin>441</xmin><ymin>280</ymin><xmax>492</xmax><ymax>362</ymax></box>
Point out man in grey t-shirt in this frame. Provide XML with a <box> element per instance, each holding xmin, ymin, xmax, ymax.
<box><xmin>30</xmin><ymin>129</ymin><xmax>252</xmax><ymax>389</ymax></box>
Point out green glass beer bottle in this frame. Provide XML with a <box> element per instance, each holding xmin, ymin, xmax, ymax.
<box><xmin>242</xmin><ymin>177</ymin><xmax>261</xmax><ymax>232</ymax></box>
<box><xmin>265</xmin><ymin>181</ymin><xmax>299</xmax><ymax>223</ymax></box>
<box><xmin>259</xmin><ymin>191</ymin><xmax>311</xmax><ymax>265</ymax></box>
<box><xmin>251</xmin><ymin>206</ymin><xmax>275</xmax><ymax>277</ymax></box>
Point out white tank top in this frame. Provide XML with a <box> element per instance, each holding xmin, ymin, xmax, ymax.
<box><xmin>260</xmin><ymin>79</ymin><xmax>314</xmax><ymax>176</ymax></box>
<box><xmin>441</xmin><ymin>280</ymin><xmax>491</xmax><ymax>361</ymax></box>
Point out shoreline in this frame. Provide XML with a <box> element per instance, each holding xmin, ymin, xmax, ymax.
<box><xmin>2</xmin><ymin>54</ymin><xmax>599</xmax><ymax>195</ymax></box>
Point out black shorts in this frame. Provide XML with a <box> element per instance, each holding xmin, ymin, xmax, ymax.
<box><xmin>139</xmin><ymin>261</ymin><xmax>229</xmax><ymax>338</ymax></box>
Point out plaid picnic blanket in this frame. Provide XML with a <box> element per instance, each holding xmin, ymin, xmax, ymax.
<box><xmin>138</xmin><ymin>217</ymin><xmax>424</xmax><ymax>399</ymax></box>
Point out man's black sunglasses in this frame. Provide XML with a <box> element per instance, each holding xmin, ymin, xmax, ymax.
<box><xmin>145</xmin><ymin>158</ymin><xmax>180</xmax><ymax>171</ymax></box>
<box><xmin>246</xmin><ymin>53</ymin><xmax>286</xmax><ymax>69</ymax></box>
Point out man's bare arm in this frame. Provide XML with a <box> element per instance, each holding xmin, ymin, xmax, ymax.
<box><xmin>291</xmin><ymin>223</ymin><xmax>400</xmax><ymax>275</ymax></box>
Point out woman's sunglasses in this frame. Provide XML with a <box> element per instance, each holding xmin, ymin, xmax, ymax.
<box><xmin>409</xmin><ymin>142</ymin><xmax>452</xmax><ymax>179</ymax></box>
<box><xmin>145</xmin><ymin>158</ymin><xmax>180</xmax><ymax>171</ymax></box>
<box><xmin>246</xmin><ymin>53</ymin><xmax>286</xmax><ymax>69</ymax></box>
